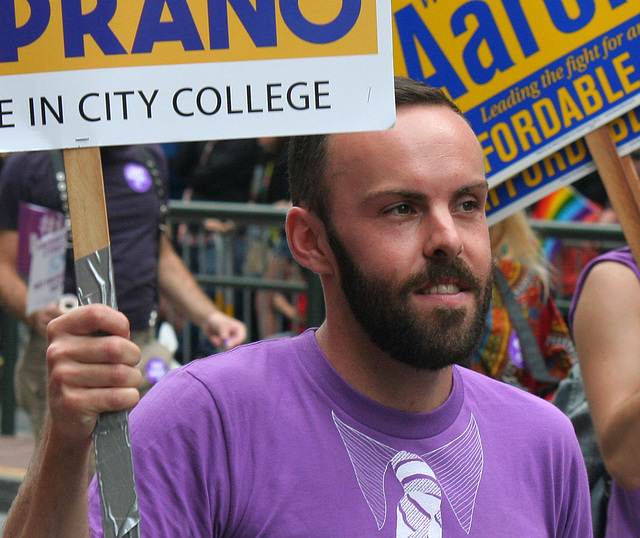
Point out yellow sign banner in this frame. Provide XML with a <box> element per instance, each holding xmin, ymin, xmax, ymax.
<box><xmin>392</xmin><ymin>0</ymin><xmax>640</xmax><ymax>187</ymax></box>
<box><xmin>392</xmin><ymin>0</ymin><xmax>636</xmax><ymax>111</ymax></box>
<box><xmin>1</xmin><ymin>0</ymin><xmax>378</xmax><ymax>75</ymax></box>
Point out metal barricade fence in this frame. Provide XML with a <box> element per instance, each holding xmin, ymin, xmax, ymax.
<box><xmin>166</xmin><ymin>200</ymin><xmax>324</xmax><ymax>362</ymax></box>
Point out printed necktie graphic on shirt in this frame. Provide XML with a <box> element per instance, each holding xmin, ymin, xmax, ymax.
<box><xmin>333</xmin><ymin>412</ymin><xmax>483</xmax><ymax>536</ymax></box>
<box><xmin>391</xmin><ymin>450</ymin><xmax>443</xmax><ymax>537</ymax></box>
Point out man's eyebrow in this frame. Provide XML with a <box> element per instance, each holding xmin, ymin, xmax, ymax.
<box><xmin>455</xmin><ymin>182</ymin><xmax>488</xmax><ymax>196</ymax></box>
<box><xmin>362</xmin><ymin>189</ymin><xmax>427</xmax><ymax>203</ymax></box>
<box><xmin>362</xmin><ymin>182</ymin><xmax>488</xmax><ymax>204</ymax></box>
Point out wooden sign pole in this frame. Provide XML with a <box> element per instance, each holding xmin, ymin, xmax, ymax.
<box><xmin>63</xmin><ymin>147</ymin><xmax>109</xmax><ymax>258</ymax></box>
<box><xmin>62</xmin><ymin>147</ymin><xmax>140</xmax><ymax>538</ymax></box>
<box><xmin>584</xmin><ymin>126</ymin><xmax>640</xmax><ymax>265</ymax></box>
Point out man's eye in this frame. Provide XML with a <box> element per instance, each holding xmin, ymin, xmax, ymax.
<box><xmin>460</xmin><ymin>200</ymin><xmax>479</xmax><ymax>212</ymax></box>
<box><xmin>390</xmin><ymin>203</ymin><xmax>412</xmax><ymax>214</ymax></box>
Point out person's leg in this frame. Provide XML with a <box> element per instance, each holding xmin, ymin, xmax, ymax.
<box><xmin>14</xmin><ymin>331</ymin><xmax>48</xmax><ymax>440</ymax></box>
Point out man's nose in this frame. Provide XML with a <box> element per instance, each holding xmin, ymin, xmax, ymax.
<box><xmin>423</xmin><ymin>209</ymin><xmax>463</xmax><ymax>260</ymax></box>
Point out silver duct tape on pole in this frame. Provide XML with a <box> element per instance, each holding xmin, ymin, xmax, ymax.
<box><xmin>92</xmin><ymin>411</ymin><xmax>140</xmax><ymax>538</ymax></box>
<box><xmin>75</xmin><ymin>245</ymin><xmax>141</xmax><ymax>538</ymax></box>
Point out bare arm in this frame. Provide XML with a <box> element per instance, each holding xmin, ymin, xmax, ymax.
<box><xmin>3</xmin><ymin>305</ymin><xmax>142</xmax><ymax>537</ymax></box>
<box><xmin>157</xmin><ymin>234</ymin><xmax>247</xmax><ymax>349</ymax></box>
<box><xmin>573</xmin><ymin>260</ymin><xmax>640</xmax><ymax>490</ymax></box>
<box><xmin>0</xmin><ymin>229</ymin><xmax>62</xmax><ymax>335</ymax></box>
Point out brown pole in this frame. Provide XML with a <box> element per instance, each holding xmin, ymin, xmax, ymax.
<box><xmin>63</xmin><ymin>147</ymin><xmax>110</xmax><ymax>259</ymax></box>
<box><xmin>62</xmin><ymin>147</ymin><xmax>140</xmax><ymax>538</ymax></box>
<box><xmin>584</xmin><ymin>126</ymin><xmax>640</xmax><ymax>265</ymax></box>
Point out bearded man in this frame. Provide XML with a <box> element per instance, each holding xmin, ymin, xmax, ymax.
<box><xmin>5</xmin><ymin>77</ymin><xmax>591</xmax><ymax>537</ymax></box>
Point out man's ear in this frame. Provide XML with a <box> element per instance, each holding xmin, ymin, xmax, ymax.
<box><xmin>286</xmin><ymin>206</ymin><xmax>335</xmax><ymax>275</ymax></box>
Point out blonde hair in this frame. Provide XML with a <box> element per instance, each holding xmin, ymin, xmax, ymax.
<box><xmin>489</xmin><ymin>211</ymin><xmax>550</xmax><ymax>291</ymax></box>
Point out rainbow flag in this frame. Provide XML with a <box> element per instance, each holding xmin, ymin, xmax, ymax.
<box><xmin>531</xmin><ymin>186</ymin><xmax>602</xmax><ymax>261</ymax></box>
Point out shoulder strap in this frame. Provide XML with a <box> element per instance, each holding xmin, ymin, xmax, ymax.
<box><xmin>494</xmin><ymin>266</ymin><xmax>558</xmax><ymax>384</ymax></box>
<box><xmin>137</xmin><ymin>146</ymin><xmax>168</xmax><ymax>235</ymax></box>
<box><xmin>49</xmin><ymin>149</ymin><xmax>73</xmax><ymax>248</ymax></box>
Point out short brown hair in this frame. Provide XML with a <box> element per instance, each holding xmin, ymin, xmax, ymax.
<box><xmin>287</xmin><ymin>77</ymin><xmax>466</xmax><ymax>222</ymax></box>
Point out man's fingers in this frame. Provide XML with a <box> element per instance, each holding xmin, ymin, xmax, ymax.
<box><xmin>42</xmin><ymin>304</ymin><xmax>143</xmax><ymax>445</ymax></box>
<box><xmin>47</xmin><ymin>303</ymin><xmax>131</xmax><ymax>342</ymax></box>
<box><xmin>59</xmin><ymin>386</ymin><xmax>141</xmax><ymax>416</ymax></box>
<box><xmin>51</xmin><ymin>361</ymin><xmax>143</xmax><ymax>391</ymax></box>
<box><xmin>49</xmin><ymin>386</ymin><xmax>141</xmax><ymax>442</ymax></box>
<box><xmin>47</xmin><ymin>333</ymin><xmax>141</xmax><ymax>368</ymax></box>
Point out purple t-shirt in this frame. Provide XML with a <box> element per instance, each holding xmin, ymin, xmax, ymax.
<box><xmin>570</xmin><ymin>246</ymin><xmax>640</xmax><ymax>538</ymax></box>
<box><xmin>0</xmin><ymin>146</ymin><xmax>168</xmax><ymax>330</ymax></box>
<box><xmin>89</xmin><ymin>329</ymin><xmax>590</xmax><ymax>536</ymax></box>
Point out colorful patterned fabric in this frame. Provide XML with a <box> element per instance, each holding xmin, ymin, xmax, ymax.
<box><xmin>470</xmin><ymin>258</ymin><xmax>576</xmax><ymax>400</ymax></box>
<box><xmin>530</xmin><ymin>185</ymin><xmax>602</xmax><ymax>261</ymax></box>
<box><xmin>531</xmin><ymin>186</ymin><xmax>603</xmax><ymax>297</ymax></box>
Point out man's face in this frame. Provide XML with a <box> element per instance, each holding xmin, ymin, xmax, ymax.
<box><xmin>325</xmin><ymin>221</ymin><xmax>493</xmax><ymax>370</ymax></box>
<box><xmin>323</xmin><ymin>105</ymin><xmax>493</xmax><ymax>370</ymax></box>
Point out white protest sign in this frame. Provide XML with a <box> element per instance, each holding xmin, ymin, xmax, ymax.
<box><xmin>0</xmin><ymin>1</ymin><xmax>395</xmax><ymax>151</ymax></box>
<box><xmin>25</xmin><ymin>226</ymin><xmax>67</xmax><ymax>315</ymax></box>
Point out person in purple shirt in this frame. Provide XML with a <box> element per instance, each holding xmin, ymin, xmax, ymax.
<box><xmin>0</xmin><ymin>146</ymin><xmax>247</xmax><ymax>439</ymax></box>
<box><xmin>570</xmin><ymin>243</ymin><xmax>640</xmax><ymax>538</ymax></box>
<box><xmin>4</xmin><ymin>78</ymin><xmax>591</xmax><ymax>536</ymax></box>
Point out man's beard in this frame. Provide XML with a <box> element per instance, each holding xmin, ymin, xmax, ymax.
<box><xmin>325</xmin><ymin>226</ymin><xmax>493</xmax><ymax>371</ymax></box>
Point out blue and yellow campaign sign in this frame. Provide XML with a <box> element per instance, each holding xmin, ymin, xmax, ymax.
<box><xmin>486</xmin><ymin>105</ymin><xmax>640</xmax><ymax>224</ymax></box>
<box><xmin>393</xmin><ymin>0</ymin><xmax>640</xmax><ymax>190</ymax></box>
<box><xmin>0</xmin><ymin>0</ymin><xmax>395</xmax><ymax>151</ymax></box>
